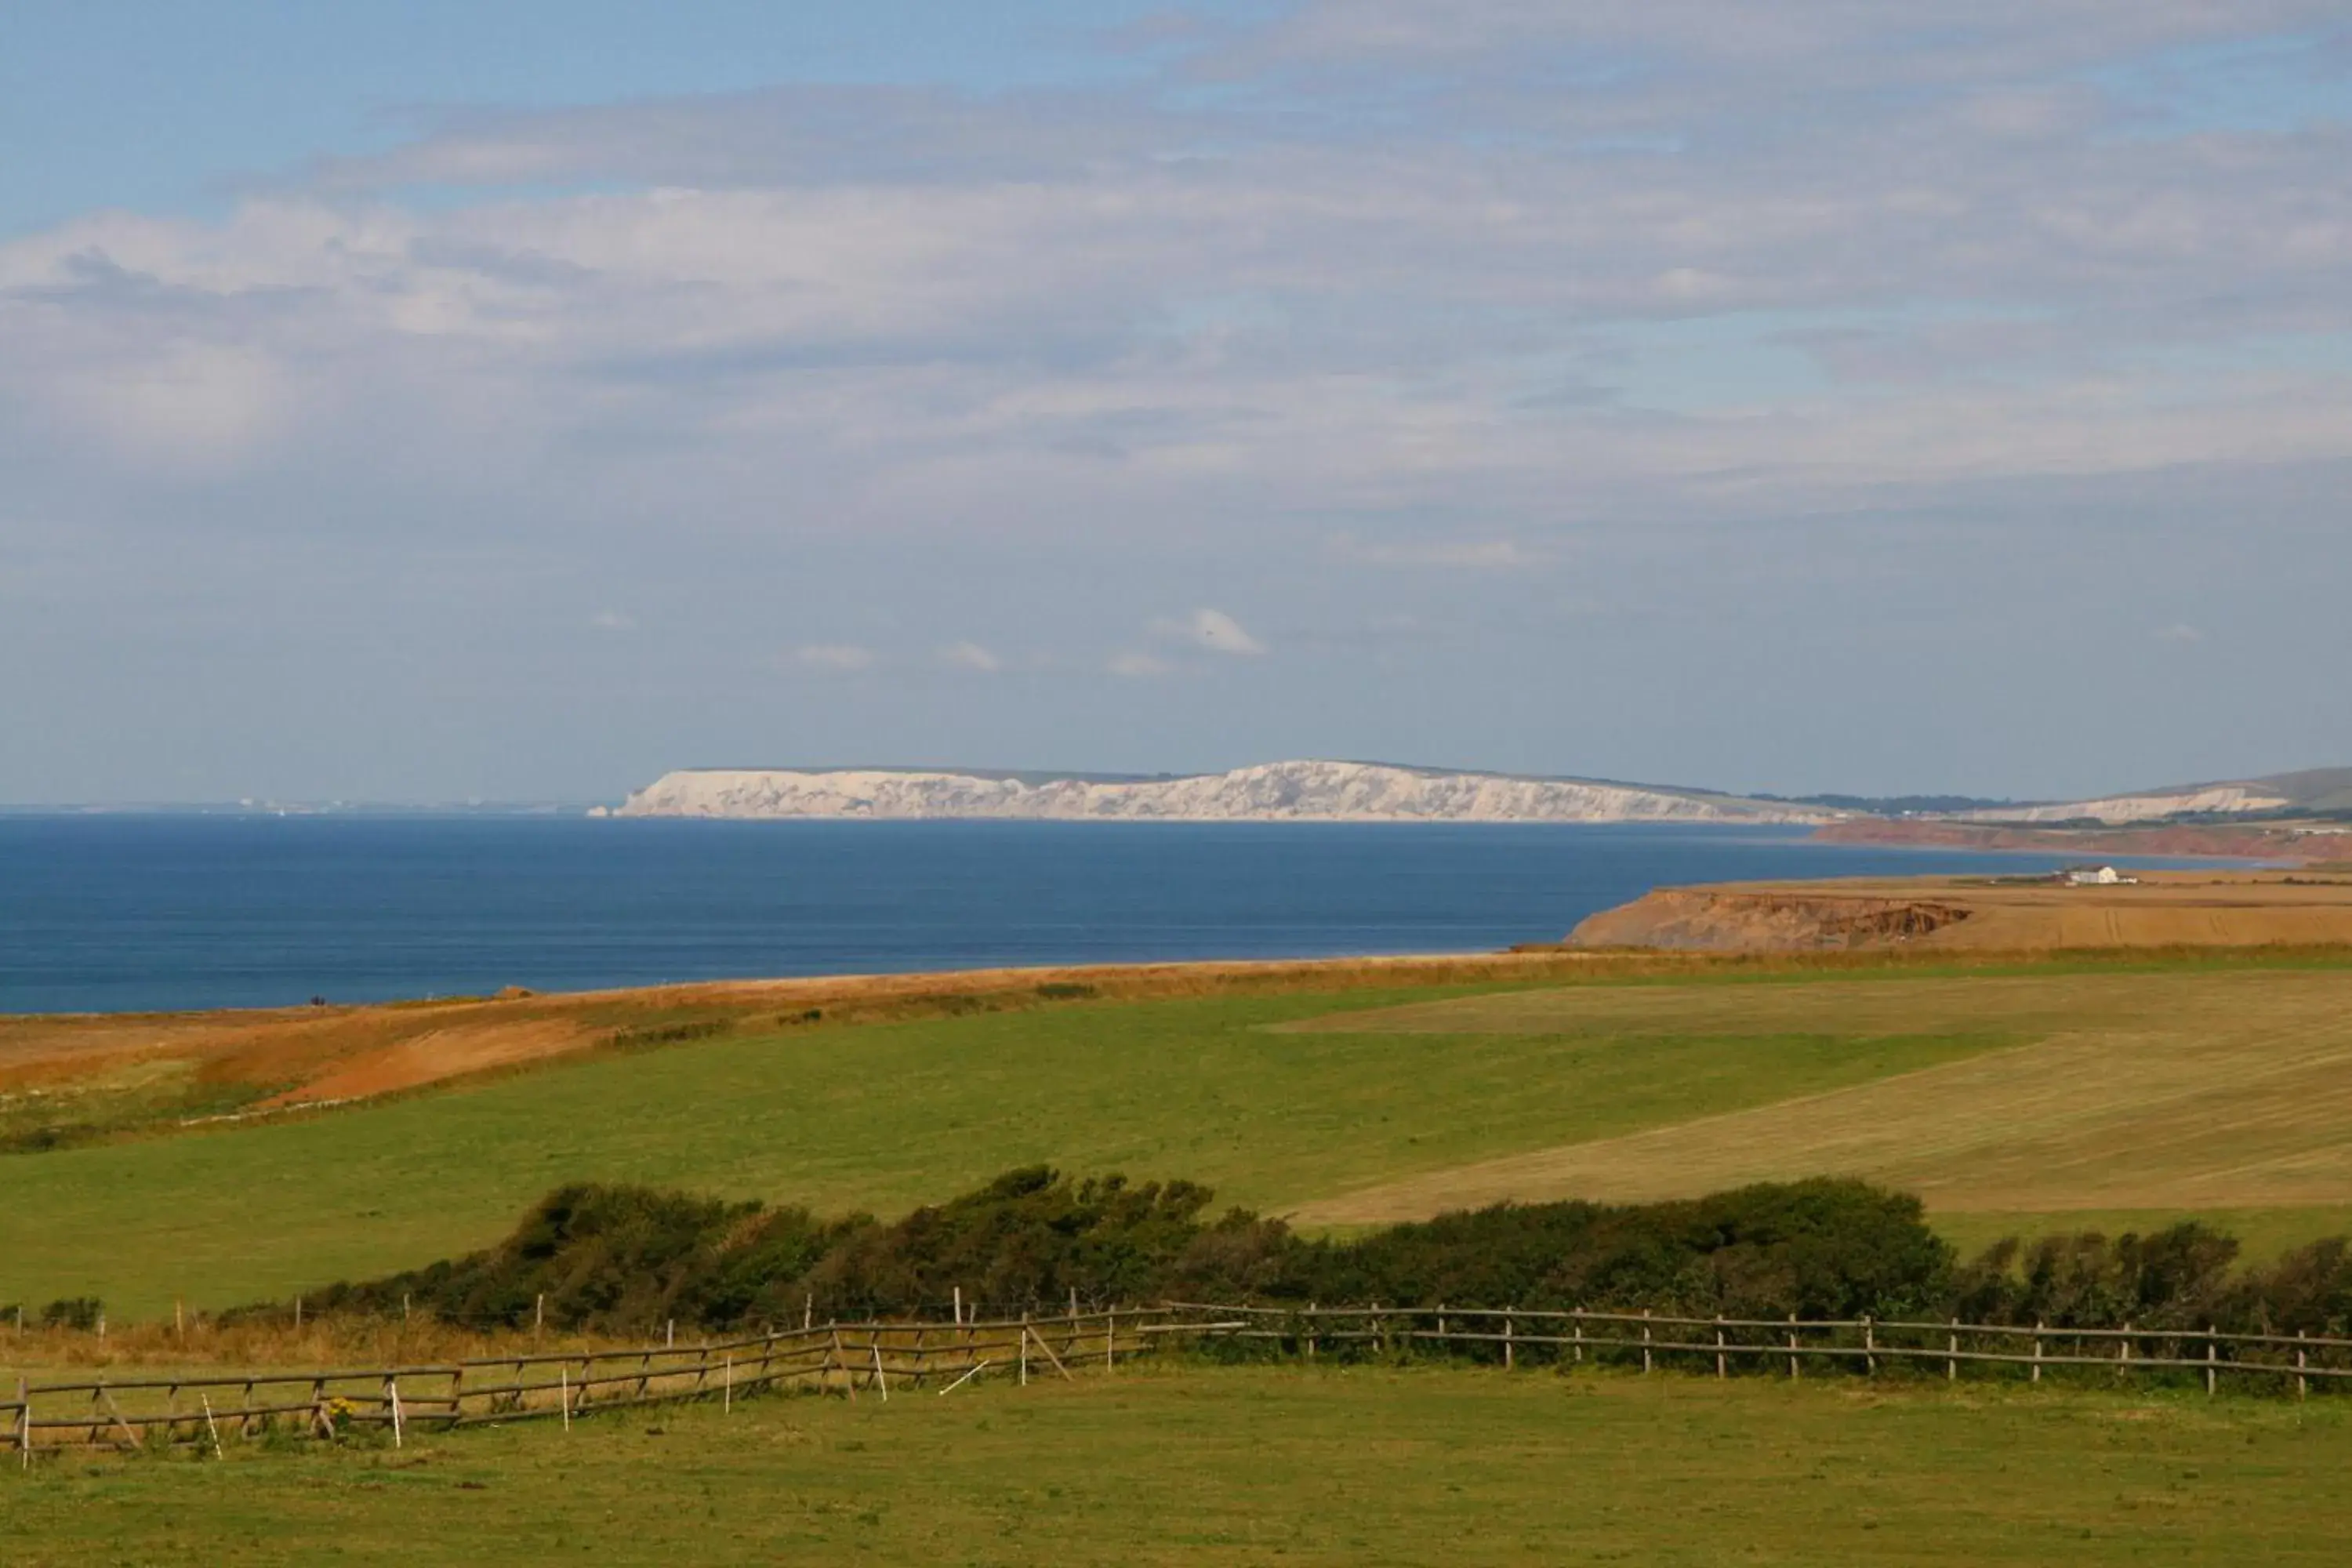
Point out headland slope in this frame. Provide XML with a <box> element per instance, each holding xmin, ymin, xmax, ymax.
<box><xmin>1566</xmin><ymin>869</ymin><xmax>2352</xmax><ymax>952</ymax></box>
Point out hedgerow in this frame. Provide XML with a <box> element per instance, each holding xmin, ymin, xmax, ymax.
<box><xmin>253</xmin><ymin>1169</ymin><xmax>2352</xmax><ymax>1338</ymax></box>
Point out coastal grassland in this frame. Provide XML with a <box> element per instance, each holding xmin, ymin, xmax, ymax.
<box><xmin>5</xmin><ymin>1366</ymin><xmax>2350</xmax><ymax>1566</ymax></box>
<box><xmin>0</xmin><ymin>953</ymin><xmax>1649</xmax><ymax>1149</ymax></box>
<box><xmin>13</xmin><ymin>952</ymin><xmax>2352</xmax><ymax>1322</ymax></box>
<box><xmin>0</xmin><ymin>979</ymin><xmax>2013</xmax><ymax>1319</ymax></box>
<box><xmin>1284</xmin><ymin>965</ymin><xmax>2352</xmax><ymax>1224</ymax></box>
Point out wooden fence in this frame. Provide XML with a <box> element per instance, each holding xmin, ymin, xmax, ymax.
<box><xmin>1158</xmin><ymin>1303</ymin><xmax>2352</xmax><ymax>1397</ymax></box>
<box><xmin>5</xmin><ymin>1308</ymin><xmax>1160</xmax><ymax>1461</ymax></box>
<box><xmin>17</xmin><ymin>1299</ymin><xmax>2346</xmax><ymax>1459</ymax></box>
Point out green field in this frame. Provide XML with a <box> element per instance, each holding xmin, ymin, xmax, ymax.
<box><xmin>9</xmin><ymin>957</ymin><xmax>2352</xmax><ymax>1319</ymax></box>
<box><xmin>0</xmin><ymin>983</ymin><xmax>2009</xmax><ymax>1318</ymax></box>
<box><xmin>5</xmin><ymin>1365</ymin><xmax>2349</xmax><ymax>1566</ymax></box>
<box><xmin>1283</xmin><ymin>965</ymin><xmax>2352</xmax><ymax>1224</ymax></box>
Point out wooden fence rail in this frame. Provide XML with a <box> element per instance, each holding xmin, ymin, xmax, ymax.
<box><xmin>16</xmin><ymin>1298</ymin><xmax>2342</xmax><ymax>1459</ymax></box>
<box><xmin>5</xmin><ymin>1307</ymin><xmax>1154</xmax><ymax>1459</ymax></box>
<box><xmin>1156</xmin><ymin>1303</ymin><xmax>2352</xmax><ymax>1396</ymax></box>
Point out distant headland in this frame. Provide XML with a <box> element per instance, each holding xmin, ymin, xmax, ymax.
<box><xmin>597</xmin><ymin>759</ymin><xmax>2352</xmax><ymax>831</ymax></box>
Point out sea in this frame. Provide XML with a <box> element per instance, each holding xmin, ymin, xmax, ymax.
<box><xmin>0</xmin><ymin>814</ymin><xmax>2195</xmax><ymax>1015</ymax></box>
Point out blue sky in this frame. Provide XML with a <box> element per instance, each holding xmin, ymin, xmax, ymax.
<box><xmin>2</xmin><ymin>2</ymin><xmax>2348</xmax><ymax>803</ymax></box>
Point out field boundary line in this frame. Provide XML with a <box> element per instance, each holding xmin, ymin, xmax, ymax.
<box><xmin>4</xmin><ymin>1308</ymin><xmax>1160</xmax><ymax>1458</ymax></box>
<box><xmin>1156</xmin><ymin>1302</ymin><xmax>2352</xmax><ymax>1396</ymax></box>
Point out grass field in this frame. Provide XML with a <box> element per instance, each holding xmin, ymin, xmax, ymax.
<box><xmin>1282</xmin><ymin>967</ymin><xmax>2352</xmax><ymax>1223</ymax></box>
<box><xmin>10</xmin><ymin>954</ymin><xmax>2352</xmax><ymax>1320</ymax></box>
<box><xmin>1</xmin><ymin>978</ymin><xmax>2011</xmax><ymax>1318</ymax></box>
<box><xmin>4</xmin><ymin>1365</ymin><xmax>2349</xmax><ymax>1566</ymax></box>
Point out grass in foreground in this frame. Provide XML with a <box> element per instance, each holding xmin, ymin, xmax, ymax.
<box><xmin>4</xmin><ymin>1365</ymin><xmax>2350</xmax><ymax>1566</ymax></box>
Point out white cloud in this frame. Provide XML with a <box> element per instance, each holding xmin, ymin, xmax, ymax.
<box><xmin>590</xmin><ymin>610</ymin><xmax>635</xmax><ymax>631</ymax></box>
<box><xmin>793</xmin><ymin>644</ymin><xmax>875</xmax><ymax>671</ymax></box>
<box><xmin>939</xmin><ymin>641</ymin><xmax>1002</xmax><ymax>672</ymax></box>
<box><xmin>1108</xmin><ymin>651</ymin><xmax>1172</xmax><ymax>677</ymax></box>
<box><xmin>1152</xmin><ymin>608</ymin><xmax>1267</xmax><ymax>656</ymax></box>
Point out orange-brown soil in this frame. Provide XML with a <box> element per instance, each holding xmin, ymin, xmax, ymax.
<box><xmin>1568</xmin><ymin>870</ymin><xmax>2352</xmax><ymax>953</ymax></box>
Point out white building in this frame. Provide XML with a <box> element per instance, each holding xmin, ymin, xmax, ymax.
<box><xmin>2063</xmin><ymin>865</ymin><xmax>2136</xmax><ymax>886</ymax></box>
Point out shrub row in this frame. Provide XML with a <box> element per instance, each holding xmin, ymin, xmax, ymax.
<box><xmin>247</xmin><ymin>1169</ymin><xmax>2352</xmax><ymax>1338</ymax></box>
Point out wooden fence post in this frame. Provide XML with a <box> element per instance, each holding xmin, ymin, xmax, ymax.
<box><xmin>1020</xmin><ymin>1313</ymin><xmax>1031</xmax><ymax>1387</ymax></box>
<box><xmin>2297</xmin><ymin>1331</ymin><xmax>2309</xmax><ymax>1400</ymax></box>
<box><xmin>1714</xmin><ymin>1317</ymin><xmax>1726</xmax><ymax>1380</ymax></box>
<box><xmin>16</xmin><ymin>1376</ymin><xmax>28</xmax><ymax>1470</ymax></box>
<box><xmin>1862</xmin><ymin>1316</ymin><xmax>1875</xmax><ymax>1377</ymax></box>
<box><xmin>2031</xmin><ymin>1322</ymin><xmax>2044</xmax><ymax>1385</ymax></box>
<box><xmin>1306</xmin><ymin>1302</ymin><xmax>1317</xmax><ymax>1362</ymax></box>
<box><xmin>1787</xmin><ymin>1314</ymin><xmax>1798</xmax><ymax>1381</ymax></box>
<box><xmin>1642</xmin><ymin>1309</ymin><xmax>1653</xmax><ymax>1375</ymax></box>
<box><xmin>1504</xmin><ymin>1309</ymin><xmax>1515</xmax><ymax>1372</ymax></box>
<box><xmin>1948</xmin><ymin>1319</ymin><xmax>1959</xmax><ymax>1382</ymax></box>
<box><xmin>2205</xmin><ymin>1327</ymin><xmax>2217</xmax><ymax>1396</ymax></box>
<box><xmin>2118</xmin><ymin>1323</ymin><xmax>2131</xmax><ymax>1381</ymax></box>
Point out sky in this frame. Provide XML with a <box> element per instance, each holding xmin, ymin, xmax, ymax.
<box><xmin>2</xmin><ymin>2</ymin><xmax>2348</xmax><ymax>804</ymax></box>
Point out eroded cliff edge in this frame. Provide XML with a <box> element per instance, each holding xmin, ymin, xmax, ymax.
<box><xmin>1568</xmin><ymin>888</ymin><xmax>1973</xmax><ymax>951</ymax></box>
<box><xmin>1566</xmin><ymin>873</ymin><xmax>2352</xmax><ymax>953</ymax></box>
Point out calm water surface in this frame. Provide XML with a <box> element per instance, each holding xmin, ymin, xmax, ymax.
<box><xmin>0</xmin><ymin>815</ymin><xmax>2184</xmax><ymax>1014</ymax></box>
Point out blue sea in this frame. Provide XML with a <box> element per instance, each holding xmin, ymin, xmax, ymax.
<box><xmin>0</xmin><ymin>815</ymin><xmax>2191</xmax><ymax>1015</ymax></box>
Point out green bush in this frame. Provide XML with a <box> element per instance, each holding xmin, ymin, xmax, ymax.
<box><xmin>267</xmin><ymin>1170</ymin><xmax>2352</xmax><ymax>1338</ymax></box>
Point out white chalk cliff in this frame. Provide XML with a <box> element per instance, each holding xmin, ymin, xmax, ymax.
<box><xmin>1951</xmin><ymin>785</ymin><xmax>2292</xmax><ymax>826</ymax></box>
<box><xmin>604</xmin><ymin>760</ymin><xmax>1839</xmax><ymax>824</ymax></box>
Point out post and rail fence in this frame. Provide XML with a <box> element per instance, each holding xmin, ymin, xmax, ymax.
<box><xmin>9</xmin><ymin>1299</ymin><xmax>2345</xmax><ymax>1460</ymax></box>
<box><xmin>1155</xmin><ymin>1302</ymin><xmax>2352</xmax><ymax>1398</ymax></box>
<box><xmin>4</xmin><ymin>1306</ymin><xmax>1156</xmax><ymax>1461</ymax></box>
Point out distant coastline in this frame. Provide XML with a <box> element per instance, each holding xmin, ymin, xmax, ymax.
<box><xmin>601</xmin><ymin>760</ymin><xmax>1839</xmax><ymax>825</ymax></box>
